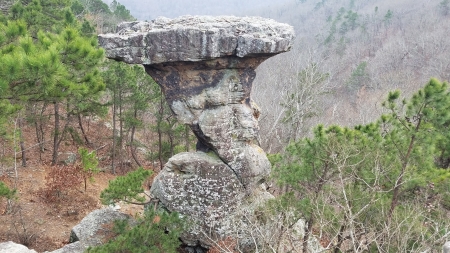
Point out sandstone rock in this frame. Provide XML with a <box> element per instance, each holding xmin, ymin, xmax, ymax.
<box><xmin>98</xmin><ymin>16</ymin><xmax>294</xmax><ymax>64</ymax></box>
<box><xmin>46</xmin><ymin>241</ymin><xmax>85</xmax><ymax>253</ymax></box>
<box><xmin>69</xmin><ymin>207</ymin><xmax>132</xmax><ymax>247</ymax></box>
<box><xmin>151</xmin><ymin>152</ymin><xmax>245</xmax><ymax>246</ymax></box>
<box><xmin>444</xmin><ymin>241</ymin><xmax>450</xmax><ymax>253</ymax></box>
<box><xmin>0</xmin><ymin>241</ymin><xmax>37</xmax><ymax>253</ymax></box>
<box><xmin>98</xmin><ymin>15</ymin><xmax>295</xmax><ymax>250</ymax></box>
<box><xmin>57</xmin><ymin>152</ymin><xmax>77</xmax><ymax>166</ymax></box>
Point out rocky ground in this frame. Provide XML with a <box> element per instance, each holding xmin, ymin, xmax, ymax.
<box><xmin>0</xmin><ymin>116</ymin><xmax>148</xmax><ymax>252</ymax></box>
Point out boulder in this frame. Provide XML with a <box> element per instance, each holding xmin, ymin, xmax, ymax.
<box><xmin>99</xmin><ymin>15</ymin><xmax>295</xmax><ymax>250</ymax></box>
<box><xmin>98</xmin><ymin>16</ymin><xmax>294</xmax><ymax>64</ymax></box>
<box><xmin>57</xmin><ymin>152</ymin><xmax>77</xmax><ymax>166</ymax></box>
<box><xmin>444</xmin><ymin>241</ymin><xmax>450</xmax><ymax>253</ymax></box>
<box><xmin>46</xmin><ymin>241</ymin><xmax>85</xmax><ymax>253</ymax></box>
<box><xmin>0</xmin><ymin>241</ymin><xmax>37</xmax><ymax>253</ymax></box>
<box><xmin>43</xmin><ymin>208</ymin><xmax>134</xmax><ymax>253</ymax></box>
<box><xmin>151</xmin><ymin>152</ymin><xmax>245</xmax><ymax>246</ymax></box>
<box><xmin>69</xmin><ymin>207</ymin><xmax>132</xmax><ymax>247</ymax></box>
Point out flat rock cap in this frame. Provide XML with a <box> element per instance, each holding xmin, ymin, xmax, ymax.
<box><xmin>98</xmin><ymin>15</ymin><xmax>295</xmax><ymax>64</ymax></box>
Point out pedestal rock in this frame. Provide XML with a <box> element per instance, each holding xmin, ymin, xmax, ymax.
<box><xmin>98</xmin><ymin>15</ymin><xmax>295</xmax><ymax>248</ymax></box>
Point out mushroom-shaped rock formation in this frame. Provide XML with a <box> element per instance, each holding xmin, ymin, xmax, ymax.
<box><xmin>98</xmin><ymin>15</ymin><xmax>295</xmax><ymax>248</ymax></box>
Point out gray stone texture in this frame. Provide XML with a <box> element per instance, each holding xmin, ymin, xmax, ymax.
<box><xmin>46</xmin><ymin>241</ymin><xmax>85</xmax><ymax>253</ymax></box>
<box><xmin>144</xmin><ymin>57</ymin><xmax>271</xmax><ymax>188</ymax></box>
<box><xmin>69</xmin><ymin>207</ymin><xmax>131</xmax><ymax>247</ymax></box>
<box><xmin>0</xmin><ymin>241</ymin><xmax>37</xmax><ymax>253</ymax></box>
<box><xmin>98</xmin><ymin>16</ymin><xmax>295</xmax><ymax>64</ymax></box>
<box><xmin>151</xmin><ymin>152</ymin><xmax>245</xmax><ymax>246</ymax></box>
<box><xmin>444</xmin><ymin>241</ymin><xmax>450</xmax><ymax>253</ymax></box>
<box><xmin>98</xmin><ymin>15</ymin><xmax>295</xmax><ymax>249</ymax></box>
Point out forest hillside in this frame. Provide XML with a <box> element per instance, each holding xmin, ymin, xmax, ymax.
<box><xmin>0</xmin><ymin>0</ymin><xmax>449</xmax><ymax>252</ymax></box>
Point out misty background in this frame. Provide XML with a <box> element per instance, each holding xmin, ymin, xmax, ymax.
<box><xmin>100</xmin><ymin>0</ymin><xmax>292</xmax><ymax>21</ymax></box>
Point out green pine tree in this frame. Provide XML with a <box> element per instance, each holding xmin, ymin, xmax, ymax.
<box><xmin>93</xmin><ymin>167</ymin><xmax>185</xmax><ymax>253</ymax></box>
<box><xmin>272</xmin><ymin>78</ymin><xmax>450</xmax><ymax>252</ymax></box>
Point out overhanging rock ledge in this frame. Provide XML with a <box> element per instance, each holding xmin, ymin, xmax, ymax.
<box><xmin>98</xmin><ymin>16</ymin><xmax>294</xmax><ymax>64</ymax></box>
<box><xmin>98</xmin><ymin>15</ymin><xmax>295</xmax><ymax>249</ymax></box>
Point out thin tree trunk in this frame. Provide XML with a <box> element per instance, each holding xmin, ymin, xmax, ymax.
<box><xmin>130</xmin><ymin>109</ymin><xmax>142</xmax><ymax>167</ymax></box>
<box><xmin>34</xmin><ymin>103</ymin><xmax>47</xmax><ymax>157</ymax></box>
<box><xmin>185</xmin><ymin>125</ymin><xmax>190</xmax><ymax>152</ymax></box>
<box><xmin>78</xmin><ymin>113</ymin><xmax>90</xmax><ymax>145</ymax></box>
<box><xmin>112</xmin><ymin>88</ymin><xmax>117</xmax><ymax>174</ymax></box>
<box><xmin>35</xmin><ymin>121</ymin><xmax>43</xmax><ymax>152</ymax></box>
<box><xmin>302</xmin><ymin>217</ymin><xmax>313</xmax><ymax>253</ymax></box>
<box><xmin>167</xmin><ymin>119</ymin><xmax>174</xmax><ymax>158</ymax></box>
<box><xmin>334</xmin><ymin>223</ymin><xmax>346</xmax><ymax>253</ymax></box>
<box><xmin>51</xmin><ymin>102</ymin><xmax>60</xmax><ymax>166</ymax></box>
<box><xmin>18</xmin><ymin>117</ymin><xmax>26</xmax><ymax>167</ymax></box>
<box><xmin>388</xmin><ymin>116</ymin><xmax>422</xmax><ymax>220</ymax></box>
<box><xmin>157</xmin><ymin>97</ymin><xmax>164</xmax><ymax>171</ymax></box>
<box><xmin>119</xmin><ymin>89</ymin><xmax>123</xmax><ymax>170</ymax></box>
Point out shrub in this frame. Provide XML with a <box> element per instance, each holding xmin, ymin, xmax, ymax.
<box><xmin>79</xmin><ymin>147</ymin><xmax>100</xmax><ymax>191</ymax></box>
<box><xmin>87</xmin><ymin>209</ymin><xmax>185</xmax><ymax>253</ymax></box>
<box><xmin>100</xmin><ymin>167</ymin><xmax>151</xmax><ymax>205</ymax></box>
<box><xmin>0</xmin><ymin>180</ymin><xmax>16</xmax><ymax>214</ymax></box>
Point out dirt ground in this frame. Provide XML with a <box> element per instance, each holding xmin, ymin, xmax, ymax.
<box><xmin>0</xmin><ymin>164</ymin><xmax>147</xmax><ymax>252</ymax></box>
<box><xmin>0</xmin><ymin>116</ymin><xmax>150</xmax><ymax>252</ymax></box>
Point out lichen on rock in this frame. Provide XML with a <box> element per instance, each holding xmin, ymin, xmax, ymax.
<box><xmin>99</xmin><ymin>16</ymin><xmax>294</xmax><ymax>64</ymax></box>
<box><xmin>98</xmin><ymin>15</ymin><xmax>295</xmax><ymax>250</ymax></box>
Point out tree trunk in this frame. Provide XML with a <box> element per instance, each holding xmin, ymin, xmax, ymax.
<box><xmin>18</xmin><ymin>117</ymin><xmax>26</xmax><ymax>167</ymax></box>
<box><xmin>78</xmin><ymin>113</ymin><xmax>90</xmax><ymax>145</ymax></box>
<box><xmin>334</xmin><ymin>223</ymin><xmax>346</xmax><ymax>253</ymax></box>
<box><xmin>33</xmin><ymin>103</ymin><xmax>47</xmax><ymax>159</ymax></box>
<box><xmin>302</xmin><ymin>217</ymin><xmax>314</xmax><ymax>253</ymax></box>
<box><xmin>118</xmin><ymin>87</ymin><xmax>123</xmax><ymax>171</ymax></box>
<box><xmin>112</xmin><ymin>87</ymin><xmax>117</xmax><ymax>174</ymax></box>
<box><xmin>157</xmin><ymin>97</ymin><xmax>164</xmax><ymax>171</ymax></box>
<box><xmin>130</xmin><ymin>109</ymin><xmax>142</xmax><ymax>167</ymax></box>
<box><xmin>167</xmin><ymin>119</ymin><xmax>174</xmax><ymax>158</ymax></box>
<box><xmin>35</xmin><ymin>121</ymin><xmax>44</xmax><ymax>152</ymax></box>
<box><xmin>51</xmin><ymin>102</ymin><xmax>60</xmax><ymax>166</ymax></box>
<box><xmin>185</xmin><ymin>125</ymin><xmax>190</xmax><ymax>152</ymax></box>
<box><xmin>388</xmin><ymin>116</ymin><xmax>422</xmax><ymax>221</ymax></box>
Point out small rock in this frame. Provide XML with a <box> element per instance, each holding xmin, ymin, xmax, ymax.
<box><xmin>444</xmin><ymin>241</ymin><xmax>450</xmax><ymax>253</ymax></box>
<box><xmin>0</xmin><ymin>241</ymin><xmax>37</xmax><ymax>253</ymax></box>
<box><xmin>69</xmin><ymin>207</ymin><xmax>133</xmax><ymax>247</ymax></box>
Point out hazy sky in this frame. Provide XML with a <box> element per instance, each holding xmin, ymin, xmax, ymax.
<box><xmin>102</xmin><ymin>0</ymin><xmax>291</xmax><ymax>21</ymax></box>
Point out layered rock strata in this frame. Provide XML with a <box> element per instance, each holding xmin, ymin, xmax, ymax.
<box><xmin>98</xmin><ymin>15</ymin><xmax>295</xmax><ymax>248</ymax></box>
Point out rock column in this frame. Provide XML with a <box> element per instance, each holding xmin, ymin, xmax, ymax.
<box><xmin>98</xmin><ymin>15</ymin><xmax>295</xmax><ymax>247</ymax></box>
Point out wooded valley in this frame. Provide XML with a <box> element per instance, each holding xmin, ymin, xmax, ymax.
<box><xmin>1</xmin><ymin>0</ymin><xmax>450</xmax><ymax>252</ymax></box>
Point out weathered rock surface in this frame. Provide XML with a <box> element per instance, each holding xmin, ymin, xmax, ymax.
<box><xmin>99</xmin><ymin>15</ymin><xmax>295</xmax><ymax>249</ymax></box>
<box><xmin>444</xmin><ymin>241</ymin><xmax>450</xmax><ymax>253</ymax></box>
<box><xmin>151</xmin><ymin>152</ymin><xmax>245</xmax><ymax>246</ymax></box>
<box><xmin>69</xmin><ymin>207</ymin><xmax>132</xmax><ymax>247</ymax></box>
<box><xmin>98</xmin><ymin>16</ymin><xmax>294</xmax><ymax>64</ymax></box>
<box><xmin>46</xmin><ymin>241</ymin><xmax>85</xmax><ymax>253</ymax></box>
<box><xmin>0</xmin><ymin>241</ymin><xmax>37</xmax><ymax>253</ymax></box>
<box><xmin>42</xmin><ymin>208</ymin><xmax>134</xmax><ymax>253</ymax></box>
<box><xmin>144</xmin><ymin>57</ymin><xmax>271</xmax><ymax>188</ymax></box>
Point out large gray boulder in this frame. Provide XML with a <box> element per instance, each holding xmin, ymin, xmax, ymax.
<box><xmin>98</xmin><ymin>16</ymin><xmax>294</xmax><ymax>64</ymax></box>
<box><xmin>44</xmin><ymin>208</ymin><xmax>133</xmax><ymax>253</ymax></box>
<box><xmin>0</xmin><ymin>241</ymin><xmax>37</xmax><ymax>253</ymax></box>
<box><xmin>99</xmin><ymin>15</ymin><xmax>295</xmax><ymax>250</ymax></box>
<box><xmin>444</xmin><ymin>241</ymin><xmax>450</xmax><ymax>253</ymax></box>
<box><xmin>69</xmin><ymin>207</ymin><xmax>131</xmax><ymax>247</ymax></box>
<box><xmin>151</xmin><ymin>152</ymin><xmax>245</xmax><ymax>246</ymax></box>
